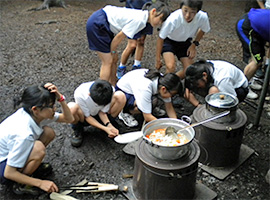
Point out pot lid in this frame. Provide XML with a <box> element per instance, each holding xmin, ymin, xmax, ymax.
<box><xmin>205</xmin><ymin>92</ymin><xmax>239</xmax><ymax>108</ymax></box>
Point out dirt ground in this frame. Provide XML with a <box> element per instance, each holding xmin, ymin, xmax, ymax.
<box><xmin>0</xmin><ymin>0</ymin><xmax>269</xmax><ymax>199</ymax></box>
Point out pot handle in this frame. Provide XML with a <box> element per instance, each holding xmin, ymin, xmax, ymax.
<box><xmin>181</xmin><ymin>115</ymin><xmax>192</xmax><ymax>124</ymax></box>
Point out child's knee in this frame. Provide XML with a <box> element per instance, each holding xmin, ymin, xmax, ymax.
<box><xmin>137</xmin><ymin>38</ymin><xmax>145</xmax><ymax>46</ymax></box>
<box><xmin>128</xmin><ymin>40</ymin><xmax>137</xmax><ymax>49</ymax></box>
<box><xmin>43</xmin><ymin>126</ymin><xmax>56</xmax><ymax>141</ymax></box>
<box><xmin>32</xmin><ymin>141</ymin><xmax>46</xmax><ymax>158</ymax></box>
<box><xmin>113</xmin><ymin>91</ymin><xmax>126</xmax><ymax>104</ymax></box>
<box><xmin>68</xmin><ymin>103</ymin><xmax>82</xmax><ymax>120</ymax></box>
<box><xmin>166</xmin><ymin>64</ymin><xmax>175</xmax><ymax>72</ymax></box>
<box><xmin>68</xmin><ymin>102</ymin><xmax>79</xmax><ymax>113</ymax></box>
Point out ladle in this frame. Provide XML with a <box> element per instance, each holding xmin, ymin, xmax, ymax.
<box><xmin>165</xmin><ymin>110</ymin><xmax>230</xmax><ymax>137</ymax></box>
<box><xmin>165</xmin><ymin>126</ymin><xmax>178</xmax><ymax>139</ymax></box>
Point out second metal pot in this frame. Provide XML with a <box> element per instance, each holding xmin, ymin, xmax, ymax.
<box><xmin>205</xmin><ymin>92</ymin><xmax>239</xmax><ymax>123</ymax></box>
<box><xmin>142</xmin><ymin>118</ymin><xmax>195</xmax><ymax>160</ymax></box>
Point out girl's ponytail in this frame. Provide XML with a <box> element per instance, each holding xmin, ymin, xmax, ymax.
<box><xmin>144</xmin><ymin>69</ymin><xmax>163</xmax><ymax>80</ymax></box>
<box><xmin>145</xmin><ymin>69</ymin><xmax>184</xmax><ymax>97</ymax></box>
<box><xmin>13</xmin><ymin>97</ymin><xmax>22</xmax><ymax>109</ymax></box>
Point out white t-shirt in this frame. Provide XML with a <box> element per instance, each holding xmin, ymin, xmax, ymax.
<box><xmin>116</xmin><ymin>69</ymin><xmax>171</xmax><ymax>114</ymax></box>
<box><xmin>74</xmin><ymin>81</ymin><xmax>112</xmax><ymax>118</ymax></box>
<box><xmin>0</xmin><ymin>108</ymin><xmax>59</xmax><ymax>168</ymax></box>
<box><xmin>210</xmin><ymin>60</ymin><xmax>249</xmax><ymax>96</ymax></box>
<box><xmin>102</xmin><ymin>5</ymin><xmax>149</xmax><ymax>39</ymax></box>
<box><xmin>159</xmin><ymin>9</ymin><xmax>210</xmax><ymax>41</ymax></box>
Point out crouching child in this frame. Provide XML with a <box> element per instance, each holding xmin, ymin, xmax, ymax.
<box><xmin>68</xmin><ymin>79</ymin><xmax>126</xmax><ymax>147</ymax></box>
<box><xmin>0</xmin><ymin>83</ymin><xmax>74</xmax><ymax>195</ymax></box>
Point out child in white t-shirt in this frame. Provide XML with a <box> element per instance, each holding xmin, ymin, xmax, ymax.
<box><xmin>156</xmin><ymin>0</ymin><xmax>210</xmax><ymax>79</ymax></box>
<box><xmin>116</xmin><ymin>0</ymin><xmax>153</xmax><ymax>79</ymax></box>
<box><xmin>0</xmin><ymin>83</ymin><xmax>73</xmax><ymax>195</ymax></box>
<box><xmin>116</xmin><ymin>69</ymin><xmax>183</xmax><ymax>123</ymax></box>
<box><xmin>184</xmin><ymin>60</ymin><xmax>249</xmax><ymax>107</ymax></box>
<box><xmin>86</xmin><ymin>1</ymin><xmax>171</xmax><ymax>85</ymax></box>
<box><xmin>68</xmin><ymin>80</ymin><xmax>126</xmax><ymax>147</ymax></box>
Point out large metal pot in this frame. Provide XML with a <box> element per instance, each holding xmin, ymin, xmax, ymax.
<box><xmin>142</xmin><ymin>118</ymin><xmax>195</xmax><ymax>160</ymax></box>
<box><xmin>205</xmin><ymin>92</ymin><xmax>238</xmax><ymax>123</ymax></box>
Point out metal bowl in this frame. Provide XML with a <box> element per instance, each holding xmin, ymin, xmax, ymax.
<box><xmin>142</xmin><ymin>118</ymin><xmax>195</xmax><ymax>160</ymax></box>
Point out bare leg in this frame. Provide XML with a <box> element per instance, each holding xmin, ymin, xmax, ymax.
<box><xmin>111</xmin><ymin>52</ymin><xmax>118</xmax><ymax>86</ymax></box>
<box><xmin>134</xmin><ymin>35</ymin><xmax>146</xmax><ymax>62</ymax></box>
<box><xmin>109</xmin><ymin>91</ymin><xmax>126</xmax><ymax>117</ymax></box>
<box><xmin>22</xmin><ymin>141</ymin><xmax>45</xmax><ymax>175</ymax></box>
<box><xmin>120</xmin><ymin>39</ymin><xmax>137</xmax><ymax>65</ymax></box>
<box><xmin>163</xmin><ymin>52</ymin><xmax>176</xmax><ymax>73</ymax></box>
<box><xmin>176</xmin><ymin>57</ymin><xmax>194</xmax><ymax>79</ymax></box>
<box><xmin>97</xmin><ymin>51</ymin><xmax>114</xmax><ymax>84</ymax></box>
<box><xmin>244</xmin><ymin>59</ymin><xmax>261</xmax><ymax>80</ymax></box>
<box><xmin>67</xmin><ymin>102</ymin><xmax>85</xmax><ymax>124</ymax></box>
<box><xmin>38</xmin><ymin>126</ymin><xmax>55</xmax><ymax>147</ymax></box>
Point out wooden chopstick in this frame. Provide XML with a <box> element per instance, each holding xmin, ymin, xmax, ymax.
<box><xmin>60</xmin><ymin>184</ymin><xmax>98</xmax><ymax>188</ymax></box>
<box><xmin>59</xmin><ymin>187</ymin><xmax>98</xmax><ymax>190</ymax></box>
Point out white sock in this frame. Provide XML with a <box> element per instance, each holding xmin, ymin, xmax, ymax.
<box><xmin>134</xmin><ymin>60</ymin><xmax>141</xmax><ymax>66</ymax></box>
<box><xmin>265</xmin><ymin>58</ymin><xmax>269</xmax><ymax>65</ymax></box>
<box><xmin>119</xmin><ymin>63</ymin><xmax>126</xmax><ymax>68</ymax></box>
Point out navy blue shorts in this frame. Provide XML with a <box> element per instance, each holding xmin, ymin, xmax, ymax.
<box><xmin>0</xmin><ymin>159</ymin><xmax>8</xmax><ymax>184</ymax></box>
<box><xmin>86</xmin><ymin>9</ymin><xmax>114</xmax><ymax>53</ymax></box>
<box><xmin>162</xmin><ymin>38</ymin><xmax>192</xmax><ymax>60</ymax></box>
<box><xmin>236</xmin><ymin>14</ymin><xmax>266</xmax><ymax>64</ymax></box>
<box><xmin>235</xmin><ymin>87</ymin><xmax>249</xmax><ymax>102</ymax></box>
<box><xmin>115</xmin><ymin>86</ymin><xmax>136</xmax><ymax>113</ymax></box>
<box><xmin>129</xmin><ymin>23</ymin><xmax>153</xmax><ymax>39</ymax></box>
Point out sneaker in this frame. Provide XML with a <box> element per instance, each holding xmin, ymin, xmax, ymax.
<box><xmin>132</xmin><ymin>64</ymin><xmax>141</xmax><ymax>70</ymax></box>
<box><xmin>153</xmin><ymin>107</ymin><xmax>166</xmax><ymax>117</ymax></box>
<box><xmin>117</xmin><ymin>66</ymin><xmax>126</xmax><ymax>79</ymax></box>
<box><xmin>250</xmin><ymin>78</ymin><xmax>262</xmax><ymax>90</ymax></box>
<box><xmin>255</xmin><ymin>67</ymin><xmax>265</xmax><ymax>79</ymax></box>
<box><xmin>12</xmin><ymin>183</ymin><xmax>40</xmax><ymax>195</ymax></box>
<box><xmin>253</xmin><ymin>76</ymin><xmax>264</xmax><ymax>85</ymax></box>
<box><xmin>70</xmin><ymin>129</ymin><xmax>83</xmax><ymax>147</ymax></box>
<box><xmin>32</xmin><ymin>163</ymin><xmax>52</xmax><ymax>178</ymax></box>
<box><xmin>247</xmin><ymin>88</ymin><xmax>258</xmax><ymax>99</ymax></box>
<box><xmin>118</xmin><ymin>111</ymin><xmax>138</xmax><ymax>127</ymax></box>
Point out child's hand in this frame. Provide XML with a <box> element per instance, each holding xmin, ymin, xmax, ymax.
<box><xmin>44</xmin><ymin>83</ymin><xmax>62</xmax><ymax>100</ymax></box>
<box><xmin>39</xmin><ymin>180</ymin><xmax>58</xmax><ymax>193</ymax></box>
<box><xmin>187</xmin><ymin>45</ymin><xmax>196</xmax><ymax>59</ymax></box>
<box><xmin>155</xmin><ymin>58</ymin><xmax>162</xmax><ymax>70</ymax></box>
<box><xmin>106</xmin><ymin>125</ymin><xmax>119</xmax><ymax>138</ymax></box>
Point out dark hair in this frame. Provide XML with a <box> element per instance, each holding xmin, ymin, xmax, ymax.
<box><xmin>180</xmin><ymin>0</ymin><xmax>203</xmax><ymax>11</ymax></box>
<box><xmin>90</xmin><ymin>80</ymin><xmax>113</xmax><ymax>106</ymax></box>
<box><xmin>145</xmin><ymin>69</ymin><xmax>184</xmax><ymax>96</ymax></box>
<box><xmin>14</xmin><ymin>84</ymin><xmax>56</xmax><ymax>115</ymax></box>
<box><xmin>185</xmin><ymin>59</ymin><xmax>214</xmax><ymax>93</ymax></box>
<box><xmin>142</xmin><ymin>0</ymin><xmax>171</xmax><ymax>22</ymax></box>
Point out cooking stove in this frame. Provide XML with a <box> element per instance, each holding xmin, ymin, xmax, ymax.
<box><xmin>132</xmin><ymin>139</ymin><xmax>200</xmax><ymax>200</ymax></box>
<box><xmin>192</xmin><ymin>105</ymin><xmax>247</xmax><ymax>167</ymax></box>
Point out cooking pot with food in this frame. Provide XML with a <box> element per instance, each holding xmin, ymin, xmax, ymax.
<box><xmin>142</xmin><ymin>118</ymin><xmax>195</xmax><ymax>160</ymax></box>
<box><xmin>205</xmin><ymin>92</ymin><xmax>238</xmax><ymax>123</ymax></box>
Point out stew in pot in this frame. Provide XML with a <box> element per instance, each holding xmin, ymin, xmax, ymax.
<box><xmin>146</xmin><ymin>128</ymin><xmax>189</xmax><ymax>146</ymax></box>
